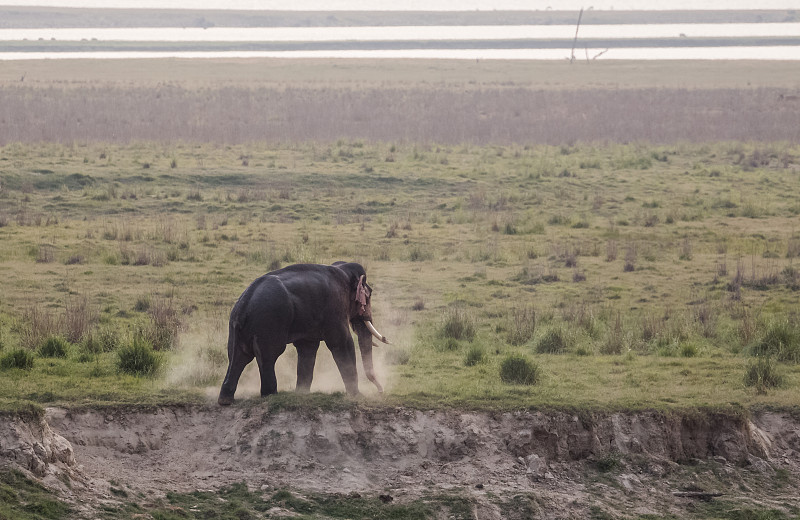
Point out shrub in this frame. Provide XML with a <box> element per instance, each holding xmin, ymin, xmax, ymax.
<box><xmin>0</xmin><ymin>349</ymin><xmax>35</xmax><ymax>370</ymax></box>
<box><xmin>117</xmin><ymin>336</ymin><xmax>162</xmax><ymax>376</ymax></box>
<box><xmin>744</xmin><ymin>357</ymin><xmax>784</xmax><ymax>393</ymax></box>
<box><xmin>536</xmin><ymin>327</ymin><xmax>567</xmax><ymax>354</ymax></box>
<box><xmin>38</xmin><ymin>335</ymin><xmax>70</xmax><ymax>358</ymax></box>
<box><xmin>750</xmin><ymin>320</ymin><xmax>800</xmax><ymax>363</ymax></box>
<box><xmin>440</xmin><ymin>308</ymin><xmax>476</xmax><ymax>341</ymax></box>
<box><xmin>464</xmin><ymin>344</ymin><xmax>487</xmax><ymax>366</ymax></box>
<box><xmin>596</xmin><ymin>452</ymin><xmax>621</xmax><ymax>473</ymax></box>
<box><xmin>500</xmin><ymin>354</ymin><xmax>540</xmax><ymax>385</ymax></box>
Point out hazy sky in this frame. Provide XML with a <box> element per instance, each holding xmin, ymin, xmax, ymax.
<box><xmin>2</xmin><ymin>0</ymin><xmax>800</xmax><ymax>10</ymax></box>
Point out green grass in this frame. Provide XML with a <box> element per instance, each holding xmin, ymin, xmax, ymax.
<box><xmin>0</xmin><ymin>469</ymin><xmax>71</xmax><ymax>520</ymax></box>
<box><xmin>1</xmin><ymin>141</ymin><xmax>800</xmax><ymax>412</ymax></box>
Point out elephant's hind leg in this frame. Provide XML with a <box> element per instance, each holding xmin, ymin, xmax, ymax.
<box><xmin>295</xmin><ymin>340</ymin><xmax>321</xmax><ymax>393</ymax></box>
<box><xmin>218</xmin><ymin>332</ymin><xmax>255</xmax><ymax>406</ymax></box>
<box><xmin>254</xmin><ymin>339</ymin><xmax>286</xmax><ymax>397</ymax></box>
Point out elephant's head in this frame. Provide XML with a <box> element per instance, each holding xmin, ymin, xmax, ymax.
<box><xmin>333</xmin><ymin>262</ymin><xmax>389</xmax><ymax>393</ymax></box>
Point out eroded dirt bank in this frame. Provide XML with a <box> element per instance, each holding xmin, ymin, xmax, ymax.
<box><xmin>3</xmin><ymin>405</ymin><xmax>800</xmax><ymax>518</ymax></box>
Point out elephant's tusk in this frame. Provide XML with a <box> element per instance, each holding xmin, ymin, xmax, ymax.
<box><xmin>365</xmin><ymin>320</ymin><xmax>391</xmax><ymax>345</ymax></box>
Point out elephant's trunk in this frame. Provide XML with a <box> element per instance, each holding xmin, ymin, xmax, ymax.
<box><xmin>355</xmin><ymin>322</ymin><xmax>384</xmax><ymax>394</ymax></box>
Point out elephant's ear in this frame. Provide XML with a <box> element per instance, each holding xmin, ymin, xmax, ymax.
<box><xmin>355</xmin><ymin>275</ymin><xmax>371</xmax><ymax>316</ymax></box>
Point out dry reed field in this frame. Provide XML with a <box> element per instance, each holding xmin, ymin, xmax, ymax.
<box><xmin>2</xmin><ymin>60</ymin><xmax>800</xmax><ymax>146</ymax></box>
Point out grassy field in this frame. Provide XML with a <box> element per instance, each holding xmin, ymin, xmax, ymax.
<box><xmin>1</xmin><ymin>138</ymin><xmax>799</xmax><ymax>413</ymax></box>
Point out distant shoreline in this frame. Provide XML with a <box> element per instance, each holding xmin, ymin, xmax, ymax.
<box><xmin>5</xmin><ymin>37</ymin><xmax>800</xmax><ymax>53</ymax></box>
<box><xmin>1</xmin><ymin>7</ymin><xmax>798</xmax><ymax>29</ymax></box>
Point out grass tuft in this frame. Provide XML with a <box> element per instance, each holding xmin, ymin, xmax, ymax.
<box><xmin>439</xmin><ymin>307</ymin><xmax>476</xmax><ymax>342</ymax></box>
<box><xmin>750</xmin><ymin>320</ymin><xmax>800</xmax><ymax>363</ymax></box>
<box><xmin>0</xmin><ymin>349</ymin><xmax>35</xmax><ymax>370</ymax></box>
<box><xmin>117</xmin><ymin>336</ymin><xmax>163</xmax><ymax>377</ymax></box>
<box><xmin>464</xmin><ymin>344</ymin><xmax>487</xmax><ymax>366</ymax></box>
<box><xmin>536</xmin><ymin>327</ymin><xmax>568</xmax><ymax>354</ymax></box>
<box><xmin>38</xmin><ymin>336</ymin><xmax>70</xmax><ymax>358</ymax></box>
<box><xmin>744</xmin><ymin>356</ymin><xmax>784</xmax><ymax>393</ymax></box>
<box><xmin>499</xmin><ymin>354</ymin><xmax>540</xmax><ymax>385</ymax></box>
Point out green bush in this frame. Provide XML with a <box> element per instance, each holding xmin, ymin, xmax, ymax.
<box><xmin>536</xmin><ymin>328</ymin><xmax>567</xmax><ymax>354</ymax></box>
<box><xmin>440</xmin><ymin>308</ymin><xmax>476</xmax><ymax>341</ymax></box>
<box><xmin>117</xmin><ymin>336</ymin><xmax>162</xmax><ymax>376</ymax></box>
<box><xmin>750</xmin><ymin>321</ymin><xmax>800</xmax><ymax>363</ymax></box>
<box><xmin>0</xmin><ymin>349</ymin><xmax>35</xmax><ymax>370</ymax></box>
<box><xmin>38</xmin><ymin>336</ymin><xmax>70</xmax><ymax>358</ymax></box>
<box><xmin>744</xmin><ymin>356</ymin><xmax>784</xmax><ymax>393</ymax></box>
<box><xmin>499</xmin><ymin>354</ymin><xmax>540</xmax><ymax>385</ymax></box>
<box><xmin>464</xmin><ymin>344</ymin><xmax>487</xmax><ymax>366</ymax></box>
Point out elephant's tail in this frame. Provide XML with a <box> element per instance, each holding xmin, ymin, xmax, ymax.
<box><xmin>226</xmin><ymin>319</ymin><xmax>239</xmax><ymax>359</ymax></box>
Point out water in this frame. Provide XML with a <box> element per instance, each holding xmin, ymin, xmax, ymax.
<box><xmin>3</xmin><ymin>24</ymin><xmax>799</xmax><ymax>42</ymax></box>
<box><xmin>1</xmin><ymin>47</ymin><xmax>798</xmax><ymax>60</ymax></box>
<box><xmin>2</xmin><ymin>3</ymin><xmax>799</xmax><ymax>60</ymax></box>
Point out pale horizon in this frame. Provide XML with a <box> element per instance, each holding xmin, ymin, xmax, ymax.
<box><xmin>1</xmin><ymin>0</ymin><xmax>799</xmax><ymax>11</ymax></box>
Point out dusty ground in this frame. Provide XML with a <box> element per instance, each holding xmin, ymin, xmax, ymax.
<box><xmin>2</xmin><ymin>405</ymin><xmax>800</xmax><ymax>519</ymax></box>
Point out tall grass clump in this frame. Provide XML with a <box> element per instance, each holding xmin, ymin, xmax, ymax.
<box><xmin>83</xmin><ymin>325</ymin><xmax>121</xmax><ymax>353</ymax></box>
<box><xmin>506</xmin><ymin>306</ymin><xmax>536</xmax><ymax>346</ymax></box>
<box><xmin>744</xmin><ymin>356</ymin><xmax>784</xmax><ymax>393</ymax></box>
<box><xmin>500</xmin><ymin>354</ymin><xmax>540</xmax><ymax>385</ymax></box>
<box><xmin>117</xmin><ymin>336</ymin><xmax>162</xmax><ymax>376</ymax></box>
<box><xmin>134</xmin><ymin>297</ymin><xmax>185</xmax><ymax>351</ymax></box>
<box><xmin>750</xmin><ymin>320</ymin><xmax>800</xmax><ymax>363</ymax></box>
<box><xmin>38</xmin><ymin>335</ymin><xmax>70</xmax><ymax>358</ymax></box>
<box><xmin>439</xmin><ymin>307</ymin><xmax>476</xmax><ymax>341</ymax></box>
<box><xmin>0</xmin><ymin>349</ymin><xmax>35</xmax><ymax>370</ymax></box>
<box><xmin>464</xmin><ymin>344</ymin><xmax>487</xmax><ymax>366</ymax></box>
<box><xmin>536</xmin><ymin>327</ymin><xmax>568</xmax><ymax>354</ymax></box>
<box><xmin>20</xmin><ymin>304</ymin><xmax>60</xmax><ymax>350</ymax></box>
<box><xmin>64</xmin><ymin>295</ymin><xmax>97</xmax><ymax>343</ymax></box>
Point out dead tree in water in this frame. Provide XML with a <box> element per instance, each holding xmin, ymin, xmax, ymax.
<box><xmin>570</xmin><ymin>7</ymin><xmax>584</xmax><ymax>63</ymax></box>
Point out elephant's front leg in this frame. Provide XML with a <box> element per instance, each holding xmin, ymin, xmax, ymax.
<box><xmin>254</xmin><ymin>341</ymin><xmax>286</xmax><ymax>397</ymax></box>
<box><xmin>326</xmin><ymin>330</ymin><xmax>360</xmax><ymax>396</ymax></box>
<box><xmin>294</xmin><ymin>340</ymin><xmax>320</xmax><ymax>393</ymax></box>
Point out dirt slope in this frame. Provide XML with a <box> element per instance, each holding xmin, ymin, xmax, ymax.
<box><xmin>2</xmin><ymin>405</ymin><xmax>800</xmax><ymax>518</ymax></box>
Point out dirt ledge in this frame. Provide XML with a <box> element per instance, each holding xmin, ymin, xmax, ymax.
<box><xmin>2</xmin><ymin>405</ymin><xmax>800</xmax><ymax>518</ymax></box>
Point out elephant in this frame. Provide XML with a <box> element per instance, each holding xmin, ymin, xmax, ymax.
<box><xmin>218</xmin><ymin>262</ymin><xmax>390</xmax><ymax>406</ymax></box>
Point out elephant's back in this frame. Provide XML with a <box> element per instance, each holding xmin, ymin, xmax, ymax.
<box><xmin>231</xmin><ymin>274</ymin><xmax>292</xmax><ymax>331</ymax></box>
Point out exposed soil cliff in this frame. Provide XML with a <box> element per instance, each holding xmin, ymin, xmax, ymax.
<box><xmin>2</xmin><ymin>406</ymin><xmax>799</xmax><ymax>518</ymax></box>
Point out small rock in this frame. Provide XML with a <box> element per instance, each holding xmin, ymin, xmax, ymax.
<box><xmin>475</xmin><ymin>483</ymin><xmax>484</xmax><ymax>490</ymax></box>
<box><xmin>525</xmin><ymin>454</ymin><xmax>545</xmax><ymax>476</ymax></box>
<box><xmin>544</xmin><ymin>472</ymin><xmax>555</xmax><ymax>480</ymax></box>
<box><xmin>712</xmin><ymin>456</ymin><xmax>727</xmax><ymax>465</ymax></box>
<box><xmin>220</xmin><ymin>445</ymin><xmax>232</xmax><ymax>452</ymax></box>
